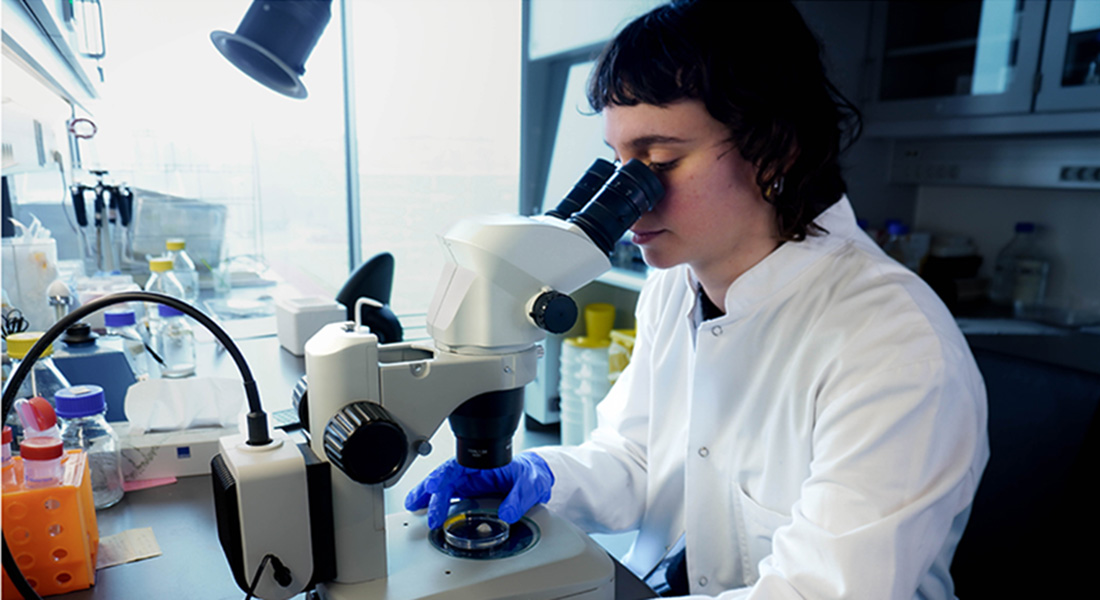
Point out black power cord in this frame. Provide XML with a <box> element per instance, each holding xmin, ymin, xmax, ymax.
<box><xmin>2</xmin><ymin>291</ymin><xmax>274</xmax><ymax>600</ymax></box>
<box><xmin>244</xmin><ymin>554</ymin><xmax>293</xmax><ymax>600</ymax></box>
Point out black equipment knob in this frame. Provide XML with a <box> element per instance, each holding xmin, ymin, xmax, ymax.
<box><xmin>62</xmin><ymin>322</ymin><xmax>98</xmax><ymax>346</ymax></box>
<box><xmin>530</xmin><ymin>290</ymin><xmax>577</xmax><ymax>334</ymax></box>
<box><xmin>323</xmin><ymin>402</ymin><xmax>407</xmax><ymax>484</ymax></box>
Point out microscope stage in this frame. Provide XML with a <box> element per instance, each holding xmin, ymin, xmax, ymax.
<box><xmin>317</xmin><ymin>501</ymin><xmax>614</xmax><ymax>600</ymax></box>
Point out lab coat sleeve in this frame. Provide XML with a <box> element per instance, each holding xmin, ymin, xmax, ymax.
<box><xmin>533</xmin><ymin>294</ymin><xmax>657</xmax><ymax>534</ymax></box>
<box><xmin>686</xmin><ymin>347</ymin><xmax>988</xmax><ymax>600</ymax></box>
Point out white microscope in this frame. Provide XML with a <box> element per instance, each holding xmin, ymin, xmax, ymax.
<box><xmin>211</xmin><ymin>158</ymin><xmax>663</xmax><ymax>600</ymax></box>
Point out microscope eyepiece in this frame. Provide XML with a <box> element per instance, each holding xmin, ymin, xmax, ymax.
<box><xmin>544</xmin><ymin>158</ymin><xmax>617</xmax><ymax>221</ymax></box>
<box><xmin>566</xmin><ymin>159</ymin><xmax>665</xmax><ymax>256</ymax></box>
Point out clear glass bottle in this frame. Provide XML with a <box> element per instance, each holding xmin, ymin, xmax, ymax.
<box><xmin>3</xmin><ymin>332</ymin><xmax>72</xmax><ymax>449</ymax></box>
<box><xmin>882</xmin><ymin>222</ymin><xmax>910</xmax><ymax>266</ymax></box>
<box><xmin>104</xmin><ymin>308</ymin><xmax>153</xmax><ymax>381</ymax></box>
<box><xmin>144</xmin><ymin>255</ymin><xmax>184</xmax><ymax>323</ymax></box>
<box><xmin>152</xmin><ymin>305</ymin><xmax>196</xmax><ymax>378</ymax></box>
<box><xmin>56</xmin><ymin>384</ymin><xmax>124</xmax><ymax>508</ymax></box>
<box><xmin>990</xmin><ymin>222</ymin><xmax>1051</xmax><ymax>310</ymax></box>
<box><xmin>165</xmin><ymin>238</ymin><xmax>200</xmax><ymax>305</ymax></box>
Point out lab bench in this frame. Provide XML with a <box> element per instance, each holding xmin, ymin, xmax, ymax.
<box><xmin>951</xmin><ymin>331</ymin><xmax>1100</xmax><ymax>598</ymax></box>
<box><xmin>37</xmin><ymin>328</ymin><xmax>654</xmax><ymax>600</ymax></box>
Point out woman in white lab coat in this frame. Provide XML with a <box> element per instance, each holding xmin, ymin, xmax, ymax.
<box><xmin>408</xmin><ymin>1</ymin><xmax>989</xmax><ymax>598</ymax></box>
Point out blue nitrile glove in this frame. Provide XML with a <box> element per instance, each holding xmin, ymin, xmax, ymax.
<box><xmin>404</xmin><ymin>452</ymin><xmax>555</xmax><ymax>530</ymax></box>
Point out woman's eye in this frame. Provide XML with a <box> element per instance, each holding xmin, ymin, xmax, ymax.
<box><xmin>649</xmin><ymin>159</ymin><xmax>679</xmax><ymax>172</ymax></box>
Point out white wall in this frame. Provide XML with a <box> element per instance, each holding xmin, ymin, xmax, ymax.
<box><xmin>913</xmin><ymin>186</ymin><xmax>1100</xmax><ymax>306</ymax></box>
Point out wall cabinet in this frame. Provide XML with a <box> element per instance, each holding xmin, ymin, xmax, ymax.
<box><xmin>2</xmin><ymin>0</ymin><xmax>105</xmax><ymax>107</ymax></box>
<box><xmin>864</xmin><ymin>0</ymin><xmax>1100</xmax><ymax>137</ymax></box>
<box><xmin>1036</xmin><ymin>0</ymin><xmax>1100</xmax><ymax>112</ymax></box>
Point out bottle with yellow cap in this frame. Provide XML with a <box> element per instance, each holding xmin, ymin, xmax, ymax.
<box><xmin>165</xmin><ymin>238</ymin><xmax>199</xmax><ymax>304</ymax></box>
<box><xmin>3</xmin><ymin>332</ymin><xmax>72</xmax><ymax>450</ymax></box>
<box><xmin>144</xmin><ymin>257</ymin><xmax>195</xmax><ymax>378</ymax></box>
<box><xmin>145</xmin><ymin>257</ymin><xmax>185</xmax><ymax>317</ymax></box>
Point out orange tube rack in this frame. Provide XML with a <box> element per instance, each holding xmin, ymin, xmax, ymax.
<box><xmin>2</xmin><ymin>450</ymin><xmax>98</xmax><ymax>598</ymax></box>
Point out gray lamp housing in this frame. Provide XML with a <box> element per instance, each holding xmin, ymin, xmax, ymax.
<box><xmin>211</xmin><ymin>0</ymin><xmax>332</xmax><ymax>99</ymax></box>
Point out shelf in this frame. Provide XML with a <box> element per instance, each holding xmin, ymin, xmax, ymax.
<box><xmin>885</xmin><ymin>37</ymin><xmax>978</xmax><ymax>59</ymax></box>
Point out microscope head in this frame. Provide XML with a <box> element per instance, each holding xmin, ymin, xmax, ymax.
<box><xmin>428</xmin><ymin>158</ymin><xmax>663</xmax><ymax>469</ymax></box>
<box><xmin>426</xmin><ymin>159</ymin><xmax>664</xmax><ymax>354</ymax></box>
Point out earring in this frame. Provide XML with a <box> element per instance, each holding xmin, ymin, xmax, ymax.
<box><xmin>764</xmin><ymin>176</ymin><xmax>784</xmax><ymax>201</ymax></box>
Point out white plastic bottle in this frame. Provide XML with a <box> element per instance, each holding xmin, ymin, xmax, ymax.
<box><xmin>165</xmin><ymin>238</ymin><xmax>200</xmax><ymax>305</ymax></box>
<box><xmin>104</xmin><ymin>308</ymin><xmax>153</xmax><ymax>381</ymax></box>
<box><xmin>56</xmin><ymin>385</ymin><xmax>124</xmax><ymax>508</ymax></box>
<box><xmin>989</xmin><ymin>222</ymin><xmax>1051</xmax><ymax>310</ymax></box>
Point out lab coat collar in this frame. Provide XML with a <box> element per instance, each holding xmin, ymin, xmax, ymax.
<box><xmin>684</xmin><ymin>196</ymin><xmax>860</xmax><ymax>323</ymax></box>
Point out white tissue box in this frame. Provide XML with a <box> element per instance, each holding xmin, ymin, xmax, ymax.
<box><xmin>275</xmin><ymin>296</ymin><xmax>346</xmax><ymax>356</ymax></box>
<box><xmin>114</xmin><ymin>423</ymin><xmax>239</xmax><ymax>481</ymax></box>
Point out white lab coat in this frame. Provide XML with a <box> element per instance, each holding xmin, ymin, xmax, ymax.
<box><xmin>536</xmin><ymin>197</ymin><xmax>989</xmax><ymax>599</ymax></box>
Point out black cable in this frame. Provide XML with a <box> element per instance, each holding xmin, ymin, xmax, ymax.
<box><xmin>244</xmin><ymin>554</ymin><xmax>291</xmax><ymax>600</ymax></box>
<box><xmin>2</xmin><ymin>308</ymin><xmax>29</xmax><ymax>338</ymax></box>
<box><xmin>245</xmin><ymin>554</ymin><xmax>274</xmax><ymax>600</ymax></box>
<box><xmin>2</xmin><ymin>533</ymin><xmax>39</xmax><ymax>599</ymax></box>
<box><xmin>2</xmin><ymin>290</ymin><xmax>274</xmax><ymax>600</ymax></box>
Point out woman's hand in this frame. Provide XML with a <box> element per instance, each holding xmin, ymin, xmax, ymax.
<box><xmin>404</xmin><ymin>452</ymin><xmax>555</xmax><ymax>529</ymax></box>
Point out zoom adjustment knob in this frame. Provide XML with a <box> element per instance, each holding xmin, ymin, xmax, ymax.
<box><xmin>529</xmin><ymin>290</ymin><xmax>577</xmax><ymax>334</ymax></box>
<box><xmin>323</xmin><ymin>402</ymin><xmax>408</xmax><ymax>484</ymax></box>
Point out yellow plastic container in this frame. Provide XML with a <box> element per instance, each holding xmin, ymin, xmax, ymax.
<box><xmin>608</xmin><ymin>329</ymin><xmax>636</xmax><ymax>383</ymax></box>
<box><xmin>2</xmin><ymin>450</ymin><xmax>98</xmax><ymax>598</ymax></box>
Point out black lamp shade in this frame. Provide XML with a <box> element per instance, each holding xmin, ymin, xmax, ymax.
<box><xmin>211</xmin><ymin>0</ymin><xmax>332</xmax><ymax>99</ymax></box>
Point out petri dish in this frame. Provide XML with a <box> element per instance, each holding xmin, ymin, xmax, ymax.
<box><xmin>442</xmin><ymin>511</ymin><xmax>510</xmax><ymax>551</ymax></box>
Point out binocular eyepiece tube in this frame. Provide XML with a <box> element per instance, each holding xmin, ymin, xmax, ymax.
<box><xmin>545</xmin><ymin>158</ymin><xmax>665</xmax><ymax>256</ymax></box>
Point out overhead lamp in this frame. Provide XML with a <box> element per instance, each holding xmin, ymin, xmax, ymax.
<box><xmin>211</xmin><ymin>0</ymin><xmax>332</xmax><ymax>99</ymax></box>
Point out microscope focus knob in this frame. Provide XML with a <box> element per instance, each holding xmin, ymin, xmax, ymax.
<box><xmin>529</xmin><ymin>290</ymin><xmax>577</xmax><ymax>334</ymax></box>
<box><xmin>291</xmin><ymin>374</ymin><xmax>310</xmax><ymax>437</ymax></box>
<box><xmin>323</xmin><ymin>402</ymin><xmax>408</xmax><ymax>484</ymax></box>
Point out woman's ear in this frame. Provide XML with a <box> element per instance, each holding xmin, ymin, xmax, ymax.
<box><xmin>759</xmin><ymin>142</ymin><xmax>800</xmax><ymax>200</ymax></box>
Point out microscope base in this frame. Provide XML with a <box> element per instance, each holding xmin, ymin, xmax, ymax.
<box><xmin>318</xmin><ymin>504</ymin><xmax>614</xmax><ymax>600</ymax></box>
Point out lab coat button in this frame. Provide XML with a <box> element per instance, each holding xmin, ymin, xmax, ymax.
<box><xmin>711</xmin><ymin>325</ymin><xmax>722</xmax><ymax>336</ymax></box>
<box><xmin>699</xmin><ymin>576</ymin><xmax>708</xmax><ymax>586</ymax></box>
<box><xmin>698</xmin><ymin>447</ymin><xmax>709</xmax><ymax>457</ymax></box>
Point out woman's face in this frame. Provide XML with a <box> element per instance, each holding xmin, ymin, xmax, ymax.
<box><xmin>604</xmin><ymin>100</ymin><xmax>780</xmax><ymax>290</ymax></box>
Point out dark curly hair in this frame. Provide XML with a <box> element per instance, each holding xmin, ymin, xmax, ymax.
<box><xmin>587</xmin><ymin>0</ymin><xmax>862</xmax><ymax>241</ymax></box>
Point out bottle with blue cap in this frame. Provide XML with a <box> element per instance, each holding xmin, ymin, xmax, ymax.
<box><xmin>151</xmin><ymin>303</ymin><xmax>196</xmax><ymax>378</ymax></box>
<box><xmin>56</xmin><ymin>384</ymin><xmax>124</xmax><ymax>508</ymax></box>
<box><xmin>104</xmin><ymin>308</ymin><xmax>154</xmax><ymax>381</ymax></box>
<box><xmin>990</xmin><ymin>221</ymin><xmax>1051</xmax><ymax>310</ymax></box>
